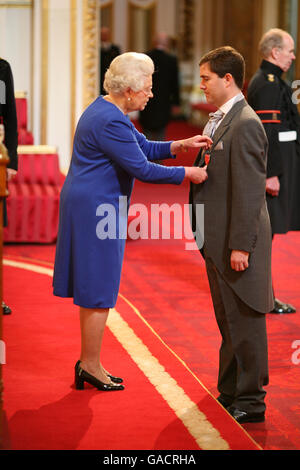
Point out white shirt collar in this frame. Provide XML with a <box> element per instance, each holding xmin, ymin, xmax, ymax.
<box><xmin>219</xmin><ymin>92</ymin><xmax>244</xmax><ymax>116</ymax></box>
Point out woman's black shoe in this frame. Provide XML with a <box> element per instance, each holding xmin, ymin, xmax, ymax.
<box><xmin>105</xmin><ymin>371</ymin><xmax>123</xmax><ymax>384</ymax></box>
<box><xmin>75</xmin><ymin>360</ymin><xmax>123</xmax><ymax>384</ymax></box>
<box><xmin>74</xmin><ymin>361</ymin><xmax>124</xmax><ymax>391</ymax></box>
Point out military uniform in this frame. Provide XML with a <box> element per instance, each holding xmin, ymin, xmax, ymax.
<box><xmin>0</xmin><ymin>58</ymin><xmax>18</xmax><ymax>316</ymax></box>
<box><xmin>0</xmin><ymin>58</ymin><xmax>18</xmax><ymax>171</ymax></box>
<box><xmin>248</xmin><ymin>59</ymin><xmax>300</xmax><ymax>234</ymax></box>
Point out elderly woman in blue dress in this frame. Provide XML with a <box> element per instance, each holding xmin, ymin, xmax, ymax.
<box><xmin>53</xmin><ymin>52</ymin><xmax>211</xmax><ymax>391</ymax></box>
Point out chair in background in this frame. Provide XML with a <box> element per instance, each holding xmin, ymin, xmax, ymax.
<box><xmin>15</xmin><ymin>91</ymin><xmax>34</xmax><ymax>145</ymax></box>
<box><xmin>4</xmin><ymin>145</ymin><xmax>64</xmax><ymax>244</ymax></box>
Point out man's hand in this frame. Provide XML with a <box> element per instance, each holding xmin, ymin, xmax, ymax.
<box><xmin>266</xmin><ymin>176</ymin><xmax>280</xmax><ymax>197</ymax></box>
<box><xmin>230</xmin><ymin>250</ymin><xmax>249</xmax><ymax>271</ymax></box>
<box><xmin>7</xmin><ymin>168</ymin><xmax>17</xmax><ymax>181</ymax></box>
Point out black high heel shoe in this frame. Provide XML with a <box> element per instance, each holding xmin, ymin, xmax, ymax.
<box><xmin>75</xmin><ymin>360</ymin><xmax>123</xmax><ymax>384</ymax></box>
<box><xmin>75</xmin><ymin>361</ymin><xmax>123</xmax><ymax>384</ymax></box>
<box><xmin>74</xmin><ymin>361</ymin><xmax>124</xmax><ymax>391</ymax></box>
<box><xmin>104</xmin><ymin>370</ymin><xmax>123</xmax><ymax>384</ymax></box>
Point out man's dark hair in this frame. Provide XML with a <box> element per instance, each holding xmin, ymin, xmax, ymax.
<box><xmin>199</xmin><ymin>46</ymin><xmax>245</xmax><ymax>90</ymax></box>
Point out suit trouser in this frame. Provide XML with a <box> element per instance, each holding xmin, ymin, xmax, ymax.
<box><xmin>205</xmin><ymin>256</ymin><xmax>269</xmax><ymax>414</ymax></box>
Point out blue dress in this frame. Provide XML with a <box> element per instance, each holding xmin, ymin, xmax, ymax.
<box><xmin>53</xmin><ymin>97</ymin><xmax>185</xmax><ymax>308</ymax></box>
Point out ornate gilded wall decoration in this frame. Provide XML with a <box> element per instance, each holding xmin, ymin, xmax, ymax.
<box><xmin>177</xmin><ymin>0</ymin><xmax>194</xmax><ymax>61</ymax></box>
<box><xmin>82</xmin><ymin>0</ymin><xmax>99</xmax><ymax>110</ymax></box>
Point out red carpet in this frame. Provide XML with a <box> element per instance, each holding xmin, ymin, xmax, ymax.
<box><xmin>2</xmin><ymin>120</ymin><xmax>300</xmax><ymax>451</ymax></box>
<box><xmin>2</xmin><ymin>255</ymin><xmax>259</xmax><ymax>451</ymax></box>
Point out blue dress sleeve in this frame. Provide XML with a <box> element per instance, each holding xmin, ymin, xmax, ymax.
<box><xmin>130</xmin><ymin>123</ymin><xmax>176</xmax><ymax>162</ymax></box>
<box><xmin>98</xmin><ymin>117</ymin><xmax>185</xmax><ymax>185</ymax></box>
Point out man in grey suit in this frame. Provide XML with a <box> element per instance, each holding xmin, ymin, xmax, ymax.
<box><xmin>190</xmin><ymin>47</ymin><xmax>274</xmax><ymax>423</ymax></box>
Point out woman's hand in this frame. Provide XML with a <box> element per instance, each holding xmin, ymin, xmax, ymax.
<box><xmin>171</xmin><ymin>135</ymin><xmax>212</xmax><ymax>154</ymax></box>
<box><xmin>184</xmin><ymin>166</ymin><xmax>208</xmax><ymax>184</ymax></box>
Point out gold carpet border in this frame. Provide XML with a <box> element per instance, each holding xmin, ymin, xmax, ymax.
<box><xmin>17</xmin><ymin>145</ymin><xmax>57</xmax><ymax>154</ymax></box>
<box><xmin>108</xmin><ymin>308</ymin><xmax>229</xmax><ymax>450</ymax></box>
<box><xmin>4</xmin><ymin>258</ymin><xmax>54</xmax><ymax>276</ymax></box>
<box><xmin>3</xmin><ymin>257</ymin><xmax>261</xmax><ymax>450</ymax></box>
<box><xmin>119</xmin><ymin>293</ymin><xmax>213</xmax><ymax>393</ymax></box>
<box><xmin>118</xmin><ymin>293</ymin><xmax>261</xmax><ymax>451</ymax></box>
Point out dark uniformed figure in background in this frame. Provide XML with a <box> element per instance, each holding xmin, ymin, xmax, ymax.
<box><xmin>99</xmin><ymin>27</ymin><xmax>121</xmax><ymax>95</ymax></box>
<box><xmin>248</xmin><ymin>28</ymin><xmax>300</xmax><ymax>314</ymax></box>
<box><xmin>0</xmin><ymin>58</ymin><xmax>18</xmax><ymax>315</ymax></box>
<box><xmin>139</xmin><ymin>32</ymin><xmax>180</xmax><ymax>141</ymax></box>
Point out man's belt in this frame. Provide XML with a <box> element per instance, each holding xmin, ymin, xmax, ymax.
<box><xmin>256</xmin><ymin>110</ymin><xmax>281</xmax><ymax>123</ymax></box>
<box><xmin>255</xmin><ymin>110</ymin><xmax>297</xmax><ymax>141</ymax></box>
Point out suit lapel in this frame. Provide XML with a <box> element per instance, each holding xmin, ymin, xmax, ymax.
<box><xmin>194</xmin><ymin>99</ymin><xmax>247</xmax><ymax>167</ymax></box>
<box><xmin>213</xmin><ymin>98</ymin><xmax>246</xmax><ymax>143</ymax></box>
<box><xmin>194</xmin><ymin>148</ymin><xmax>204</xmax><ymax>167</ymax></box>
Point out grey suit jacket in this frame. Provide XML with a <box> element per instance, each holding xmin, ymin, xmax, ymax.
<box><xmin>190</xmin><ymin>99</ymin><xmax>274</xmax><ymax>313</ymax></box>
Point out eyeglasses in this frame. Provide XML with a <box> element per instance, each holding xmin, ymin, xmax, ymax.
<box><xmin>140</xmin><ymin>87</ymin><xmax>153</xmax><ymax>97</ymax></box>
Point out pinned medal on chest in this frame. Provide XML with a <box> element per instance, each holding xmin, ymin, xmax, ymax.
<box><xmin>204</xmin><ymin>151</ymin><xmax>211</xmax><ymax>166</ymax></box>
<box><xmin>203</xmin><ymin>139</ymin><xmax>224</xmax><ymax>166</ymax></box>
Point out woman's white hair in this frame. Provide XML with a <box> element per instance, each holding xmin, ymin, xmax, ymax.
<box><xmin>103</xmin><ymin>52</ymin><xmax>154</xmax><ymax>95</ymax></box>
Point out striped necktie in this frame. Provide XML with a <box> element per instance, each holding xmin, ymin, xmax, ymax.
<box><xmin>202</xmin><ymin>109</ymin><xmax>224</xmax><ymax>137</ymax></box>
